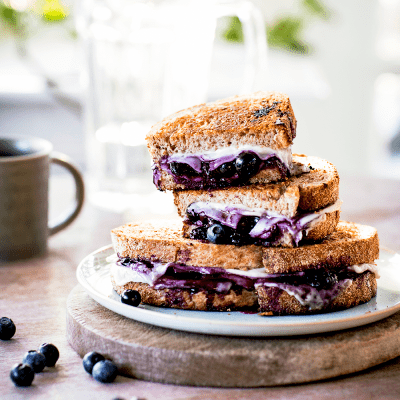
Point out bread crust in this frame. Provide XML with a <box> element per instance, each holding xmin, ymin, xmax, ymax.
<box><xmin>173</xmin><ymin>154</ymin><xmax>339</xmax><ymax>216</ymax></box>
<box><xmin>262</xmin><ymin>221</ymin><xmax>380</xmax><ymax>274</ymax></box>
<box><xmin>111</xmin><ymin>278</ymin><xmax>258</xmax><ymax>311</ymax></box>
<box><xmin>146</xmin><ymin>91</ymin><xmax>296</xmax><ymax>162</ymax></box>
<box><xmin>257</xmin><ymin>271</ymin><xmax>377</xmax><ymax>315</ymax></box>
<box><xmin>111</xmin><ymin>220</ymin><xmax>264</xmax><ymax>271</ymax></box>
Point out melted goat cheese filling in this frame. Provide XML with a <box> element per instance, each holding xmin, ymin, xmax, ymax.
<box><xmin>109</xmin><ymin>255</ymin><xmax>378</xmax><ymax>310</ymax></box>
<box><xmin>186</xmin><ymin>199</ymin><xmax>342</xmax><ymax>247</ymax></box>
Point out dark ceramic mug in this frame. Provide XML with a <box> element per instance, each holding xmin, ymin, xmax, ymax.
<box><xmin>0</xmin><ymin>136</ymin><xmax>85</xmax><ymax>261</ymax></box>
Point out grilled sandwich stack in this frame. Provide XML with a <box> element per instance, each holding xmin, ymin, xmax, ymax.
<box><xmin>110</xmin><ymin>92</ymin><xmax>379</xmax><ymax>315</ymax></box>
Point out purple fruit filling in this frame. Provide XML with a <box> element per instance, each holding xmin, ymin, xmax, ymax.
<box><xmin>153</xmin><ymin>150</ymin><xmax>290</xmax><ymax>190</ymax></box>
<box><xmin>116</xmin><ymin>256</ymin><xmax>366</xmax><ymax>310</ymax></box>
<box><xmin>185</xmin><ymin>203</ymin><xmax>321</xmax><ymax>247</ymax></box>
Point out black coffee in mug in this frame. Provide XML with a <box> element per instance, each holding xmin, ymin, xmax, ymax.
<box><xmin>0</xmin><ymin>138</ymin><xmax>37</xmax><ymax>157</ymax></box>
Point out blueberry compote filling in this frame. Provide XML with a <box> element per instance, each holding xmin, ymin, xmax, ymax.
<box><xmin>186</xmin><ymin>203</ymin><xmax>322</xmax><ymax>246</ymax></box>
<box><xmin>153</xmin><ymin>149</ymin><xmax>290</xmax><ymax>190</ymax></box>
<box><xmin>115</xmin><ymin>256</ymin><xmax>371</xmax><ymax>310</ymax></box>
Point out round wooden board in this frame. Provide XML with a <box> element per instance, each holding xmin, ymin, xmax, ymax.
<box><xmin>66</xmin><ymin>285</ymin><xmax>400</xmax><ymax>387</ymax></box>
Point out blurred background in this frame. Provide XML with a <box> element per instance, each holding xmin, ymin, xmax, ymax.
<box><xmin>0</xmin><ymin>0</ymin><xmax>399</xmax><ymax>217</ymax></box>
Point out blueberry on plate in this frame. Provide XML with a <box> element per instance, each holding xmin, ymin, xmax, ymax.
<box><xmin>10</xmin><ymin>363</ymin><xmax>35</xmax><ymax>387</ymax></box>
<box><xmin>82</xmin><ymin>351</ymin><xmax>105</xmax><ymax>374</ymax></box>
<box><xmin>207</xmin><ymin>224</ymin><xmax>227</xmax><ymax>244</ymax></box>
<box><xmin>91</xmin><ymin>360</ymin><xmax>118</xmax><ymax>383</ymax></box>
<box><xmin>38</xmin><ymin>343</ymin><xmax>59</xmax><ymax>367</ymax></box>
<box><xmin>0</xmin><ymin>317</ymin><xmax>16</xmax><ymax>340</ymax></box>
<box><xmin>235</xmin><ymin>152</ymin><xmax>259</xmax><ymax>178</ymax></box>
<box><xmin>22</xmin><ymin>350</ymin><xmax>46</xmax><ymax>373</ymax></box>
<box><xmin>121</xmin><ymin>290</ymin><xmax>141</xmax><ymax>307</ymax></box>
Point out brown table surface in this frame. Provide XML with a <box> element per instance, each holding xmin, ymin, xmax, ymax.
<box><xmin>1</xmin><ymin>174</ymin><xmax>400</xmax><ymax>400</ymax></box>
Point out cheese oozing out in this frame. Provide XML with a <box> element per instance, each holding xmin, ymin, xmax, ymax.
<box><xmin>185</xmin><ymin>199</ymin><xmax>342</xmax><ymax>247</ymax></box>
<box><xmin>153</xmin><ymin>145</ymin><xmax>307</xmax><ymax>190</ymax></box>
<box><xmin>109</xmin><ymin>254</ymin><xmax>378</xmax><ymax>311</ymax></box>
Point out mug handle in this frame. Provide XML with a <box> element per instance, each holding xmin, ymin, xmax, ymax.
<box><xmin>216</xmin><ymin>0</ymin><xmax>268</xmax><ymax>94</ymax></box>
<box><xmin>48</xmin><ymin>152</ymin><xmax>85</xmax><ymax>236</ymax></box>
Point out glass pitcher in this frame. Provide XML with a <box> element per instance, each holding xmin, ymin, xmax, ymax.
<box><xmin>77</xmin><ymin>0</ymin><xmax>268</xmax><ymax>213</ymax></box>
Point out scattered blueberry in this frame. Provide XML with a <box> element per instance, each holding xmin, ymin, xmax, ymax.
<box><xmin>207</xmin><ymin>224</ymin><xmax>227</xmax><ymax>244</ymax></box>
<box><xmin>92</xmin><ymin>360</ymin><xmax>118</xmax><ymax>383</ymax></box>
<box><xmin>0</xmin><ymin>317</ymin><xmax>16</xmax><ymax>340</ymax></box>
<box><xmin>22</xmin><ymin>350</ymin><xmax>46</xmax><ymax>373</ymax></box>
<box><xmin>38</xmin><ymin>343</ymin><xmax>59</xmax><ymax>367</ymax></box>
<box><xmin>10</xmin><ymin>363</ymin><xmax>35</xmax><ymax>387</ymax></box>
<box><xmin>83</xmin><ymin>351</ymin><xmax>105</xmax><ymax>374</ymax></box>
<box><xmin>235</xmin><ymin>152</ymin><xmax>259</xmax><ymax>178</ymax></box>
<box><xmin>121</xmin><ymin>290</ymin><xmax>141</xmax><ymax>307</ymax></box>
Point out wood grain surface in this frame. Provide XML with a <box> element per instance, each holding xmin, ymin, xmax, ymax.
<box><xmin>67</xmin><ymin>285</ymin><xmax>400</xmax><ymax>387</ymax></box>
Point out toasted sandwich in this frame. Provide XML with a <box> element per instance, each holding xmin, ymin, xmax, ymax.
<box><xmin>110</xmin><ymin>220</ymin><xmax>379</xmax><ymax>314</ymax></box>
<box><xmin>173</xmin><ymin>154</ymin><xmax>340</xmax><ymax>247</ymax></box>
<box><xmin>146</xmin><ymin>92</ymin><xmax>297</xmax><ymax>191</ymax></box>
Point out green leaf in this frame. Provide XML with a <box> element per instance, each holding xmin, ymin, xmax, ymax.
<box><xmin>302</xmin><ymin>0</ymin><xmax>330</xmax><ymax>19</ymax></box>
<box><xmin>267</xmin><ymin>17</ymin><xmax>310</xmax><ymax>54</ymax></box>
<box><xmin>0</xmin><ymin>4</ymin><xmax>25</xmax><ymax>36</ymax></box>
<box><xmin>222</xmin><ymin>16</ymin><xmax>243</xmax><ymax>43</ymax></box>
<box><xmin>0</xmin><ymin>4</ymin><xmax>19</xmax><ymax>28</ymax></box>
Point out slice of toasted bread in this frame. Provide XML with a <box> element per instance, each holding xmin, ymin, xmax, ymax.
<box><xmin>111</xmin><ymin>220</ymin><xmax>264</xmax><ymax>271</ymax></box>
<box><xmin>257</xmin><ymin>271</ymin><xmax>377</xmax><ymax>315</ymax></box>
<box><xmin>262</xmin><ymin>221</ymin><xmax>379</xmax><ymax>274</ymax></box>
<box><xmin>111</xmin><ymin>278</ymin><xmax>258</xmax><ymax>311</ymax></box>
<box><xmin>173</xmin><ymin>155</ymin><xmax>339</xmax><ymax>217</ymax></box>
<box><xmin>146</xmin><ymin>91</ymin><xmax>296</xmax><ymax>161</ymax></box>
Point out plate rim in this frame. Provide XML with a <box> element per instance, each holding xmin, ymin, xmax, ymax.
<box><xmin>76</xmin><ymin>244</ymin><xmax>400</xmax><ymax>336</ymax></box>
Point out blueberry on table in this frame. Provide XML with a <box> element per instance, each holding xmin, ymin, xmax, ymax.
<box><xmin>235</xmin><ymin>152</ymin><xmax>259</xmax><ymax>178</ymax></box>
<box><xmin>38</xmin><ymin>343</ymin><xmax>59</xmax><ymax>367</ymax></box>
<box><xmin>10</xmin><ymin>363</ymin><xmax>35</xmax><ymax>387</ymax></box>
<box><xmin>207</xmin><ymin>224</ymin><xmax>227</xmax><ymax>244</ymax></box>
<box><xmin>121</xmin><ymin>290</ymin><xmax>141</xmax><ymax>307</ymax></box>
<box><xmin>82</xmin><ymin>351</ymin><xmax>105</xmax><ymax>374</ymax></box>
<box><xmin>22</xmin><ymin>350</ymin><xmax>46</xmax><ymax>373</ymax></box>
<box><xmin>0</xmin><ymin>317</ymin><xmax>16</xmax><ymax>340</ymax></box>
<box><xmin>92</xmin><ymin>360</ymin><xmax>118</xmax><ymax>383</ymax></box>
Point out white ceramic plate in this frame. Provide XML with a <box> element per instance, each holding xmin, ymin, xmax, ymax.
<box><xmin>76</xmin><ymin>245</ymin><xmax>400</xmax><ymax>336</ymax></box>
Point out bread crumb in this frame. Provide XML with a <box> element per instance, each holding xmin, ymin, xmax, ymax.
<box><xmin>258</xmin><ymin>311</ymin><xmax>274</xmax><ymax>316</ymax></box>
